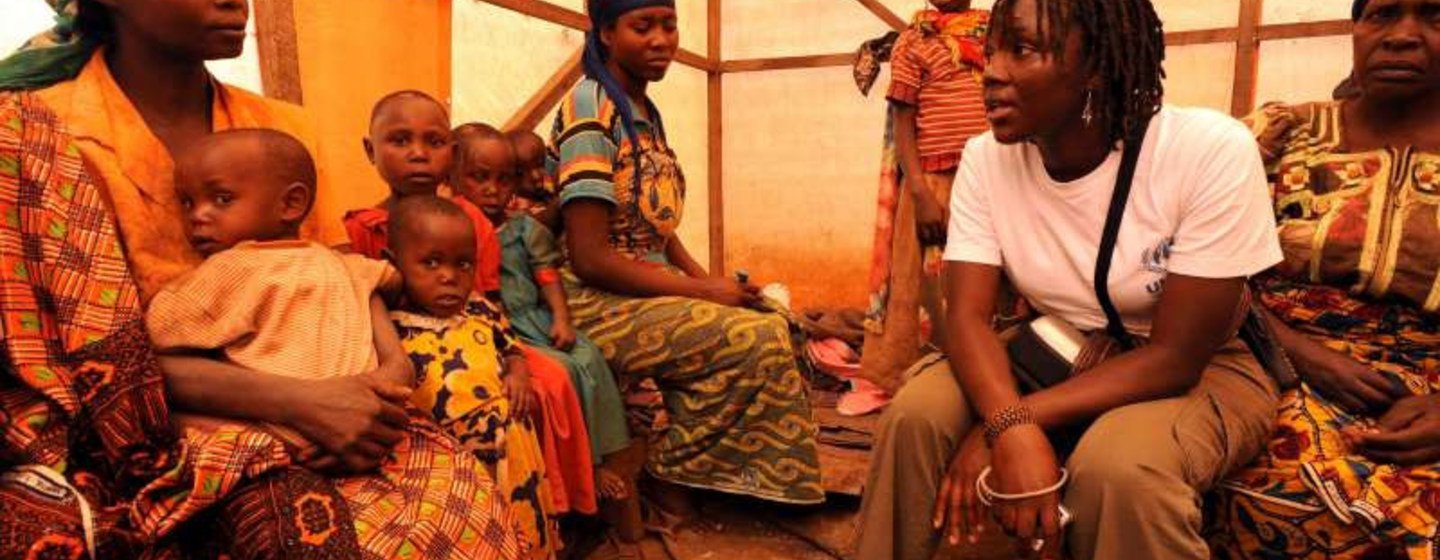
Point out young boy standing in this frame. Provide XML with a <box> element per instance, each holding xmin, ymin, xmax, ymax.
<box><xmin>862</xmin><ymin>0</ymin><xmax>990</xmax><ymax>392</ymax></box>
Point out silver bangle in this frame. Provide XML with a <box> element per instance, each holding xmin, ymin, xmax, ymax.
<box><xmin>975</xmin><ymin>466</ymin><xmax>1070</xmax><ymax>507</ymax></box>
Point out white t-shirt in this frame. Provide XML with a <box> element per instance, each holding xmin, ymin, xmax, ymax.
<box><xmin>943</xmin><ymin>105</ymin><xmax>1282</xmax><ymax>336</ymax></box>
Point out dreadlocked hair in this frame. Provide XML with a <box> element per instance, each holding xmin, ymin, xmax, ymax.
<box><xmin>990</xmin><ymin>0</ymin><xmax>1165</xmax><ymax>146</ymax></box>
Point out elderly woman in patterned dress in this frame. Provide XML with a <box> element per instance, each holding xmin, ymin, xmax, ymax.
<box><xmin>1218</xmin><ymin>0</ymin><xmax>1440</xmax><ymax>558</ymax></box>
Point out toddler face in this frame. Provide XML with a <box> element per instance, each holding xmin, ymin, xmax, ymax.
<box><xmin>367</xmin><ymin>97</ymin><xmax>455</xmax><ymax>197</ymax></box>
<box><xmin>454</xmin><ymin>138</ymin><xmax>518</xmax><ymax>220</ymax></box>
<box><xmin>392</xmin><ymin>213</ymin><xmax>477</xmax><ymax>318</ymax></box>
<box><xmin>510</xmin><ymin>134</ymin><xmax>550</xmax><ymax>201</ymax></box>
<box><xmin>174</xmin><ymin>139</ymin><xmax>295</xmax><ymax>256</ymax></box>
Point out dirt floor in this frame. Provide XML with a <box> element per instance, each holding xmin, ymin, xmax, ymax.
<box><xmin>572</xmin><ymin>489</ymin><xmax>1014</xmax><ymax>560</ymax></box>
<box><xmin>574</xmin><ymin>404</ymin><xmax>1015</xmax><ymax>560</ymax></box>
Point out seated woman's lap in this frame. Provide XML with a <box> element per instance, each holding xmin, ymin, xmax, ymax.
<box><xmin>565</xmin><ymin>281</ymin><xmax>825</xmax><ymax>504</ymax></box>
<box><xmin>860</xmin><ymin>343</ymin><xmax>1278</xmax><ymax>560</ymax></box>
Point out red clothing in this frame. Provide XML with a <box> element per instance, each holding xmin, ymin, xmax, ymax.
<box><xmin>523</xmin><ymin>345</ymin><xmax>598</xmax><ymax>515</ymax></box>
<box><xmin>342</xmin><ymin>201</ymin><xmax>502</xmax><ymax>293</ymax></box>
<box><xmin>887</xmin><ymin>10</ymin><xmax>990</xmax><ymax>173</ymax></box>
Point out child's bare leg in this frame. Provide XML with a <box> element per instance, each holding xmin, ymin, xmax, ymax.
<box><xmin>600</xmin><ymin>441</ymin><xmax>646</xmax><ymax>542</ymax></box>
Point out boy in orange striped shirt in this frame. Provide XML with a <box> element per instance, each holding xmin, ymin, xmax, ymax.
<box><xmin>862</xmin><ymin>0</ymin><xmax>990</xmax><ymax>392</ymax></box>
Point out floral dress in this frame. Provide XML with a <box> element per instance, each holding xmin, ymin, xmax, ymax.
<box><xmin>1217</xmin><ymin>101</ymin><xmax>1440</xmax><ymax>560</ymax></box>
<box><xmin>393</xmin><ymin>297</ymin><xmax>557</xmax><ymax>559</ymax></box>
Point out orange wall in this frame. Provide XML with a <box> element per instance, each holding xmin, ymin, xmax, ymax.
<box><xmin>292</xmin><ymin>0</ymin><xmax>452</xmax><ymax>244</ymax></box>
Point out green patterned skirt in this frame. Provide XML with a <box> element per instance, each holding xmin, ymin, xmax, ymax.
<box><xmin>564</xmin><ymin>272</ymin><xmax>825</xmax><ymax>504</ymax></box>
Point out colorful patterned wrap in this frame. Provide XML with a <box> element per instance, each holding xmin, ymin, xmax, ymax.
<box><xmin>1216</xmin><ymin>101</ymin><xmax>1440</xmax><ymax>560</ymax></box>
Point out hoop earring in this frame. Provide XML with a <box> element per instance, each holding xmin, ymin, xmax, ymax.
<box><xmin>1082</xmin><ymin>90</ymin><xmax>1095</xmax><ymax>127</ymax></box>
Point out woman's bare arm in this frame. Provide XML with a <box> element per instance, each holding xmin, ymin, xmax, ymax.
<box><xmin>665</xmin><ymin>235</ymin><xmax>709</xmax><ymax>279</ymax></box>
<box><xmin>565</xmin><ymin>200</ymin><xmax>705</xmax><ymax>298</ymax></box>
<box><xmin>367</xmin><ymin>294</ymin><xmax>415</xmax><ymax>388</ymax></box>
<box><xmin>1021</xmin><ymin>274</ymin><xmax>1248</xmax><ymax>428</ymax></box>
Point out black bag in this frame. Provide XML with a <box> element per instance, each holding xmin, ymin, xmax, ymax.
<box><xmin>1006</xmin><ymin>118</ymin><xmax>1147</xmax><ymax>394</ymax></box>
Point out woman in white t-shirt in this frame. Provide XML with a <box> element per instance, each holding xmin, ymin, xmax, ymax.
<box><xmin>855</xmin><ymin>0</ymin><xmax>1284</xmax><ymax>559</ymax></box>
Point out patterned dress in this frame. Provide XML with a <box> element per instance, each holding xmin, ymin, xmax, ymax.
<box><xmin>393</xmin><ymin>298</ymin><xmax>556</xmax><ymax>559</ymax></box>
<box><xmin>0</xmin><ymin>88</ymin><xmax>522</xmax><ymax>560</ymax></box>
<box><xmin>498</xmin><ymin>214</ymin><xmax>630</xmax><ymax>461</ymax></box>
<box><xmin>551</xmin><ymin>78</ymin><xmax>824</xmax><ymax>504</ymax></box>
<box><xmin>1217</xmin><ymin>101</ymin><xmax>1440</xmax><ymax>559</ymax></box>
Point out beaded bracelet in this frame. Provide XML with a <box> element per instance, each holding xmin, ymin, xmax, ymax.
<box><xmin>983</xmin><ymin>404</ymin><xmax>1036</xmax><ymax>446</ymax></box>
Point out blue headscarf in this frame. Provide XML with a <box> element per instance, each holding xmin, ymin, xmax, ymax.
<box><xmin>584</xmin><ymin>0</ymin><xmax>675</xmax><ymax>197</ymax></box>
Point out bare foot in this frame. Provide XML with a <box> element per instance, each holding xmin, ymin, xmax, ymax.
<box><xmin>598</xmin><ymin>467</ymin><xmax>631</xmax><ymax>501</ymax></box>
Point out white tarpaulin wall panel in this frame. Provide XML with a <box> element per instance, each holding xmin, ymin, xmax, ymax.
<box><xmin>452</xmin><ymin>2</ymin><xmax>585</xmax><ymax>126</ymax></box>
<box><xmin>1</xmin><ymin>0</ymin><xmax>61</xmax><ymax>59</ymax></box>
<box><xmin>1165</xmin><ymin>43</ymin><xmax>1236</xmax><ymax>113</ymax></box>
<box><xmin>1154</xmin><ymin>0</ymin><xmax>1239</xmax><ymax>31</ymax></box>
<box><xmin>649</xmin><ymin>64</ymin><xmax>711</xmax><ymax>268</ymax></box>
<box><xmin>1256</xmin><ymin>0</ymin><xmax>1353</xmax><ymax>110</ymax></box>
<box><xmin>1264</xmin><ymin>0</ymin><xmax>1350</xmax><ymax>24</ymax></box>
<box><xmin>723</xmin><ymin>66</ymin><xmax>889</xmax><ymax>307</ymax></box>
<box><xmin>1153</xmin><ymin>0</ymin><xmax>1238</xmax><ymax>113</ymax></box>
<box><xmin>1256</xmin><ymin>36</ymin><xmax>1351</xmax><ymax>109</ymax></box>
<box><xmin>722</xmin><ymin>0</ymin><xmax>893</xmax><ymax>60</ymax></box>
<box><xmin>675</xmin><ymin>0</ymin><xmax>708</xmax><ymax>59</ymax></box>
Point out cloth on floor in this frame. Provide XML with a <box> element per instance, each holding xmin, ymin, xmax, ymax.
<box><xmin>808</xmin><ymin>338</ymin><xmax>892</xmax><ymax>417</ymax></box>
<box><xmin>796</xmin><ymin>308</ymin><xmax>867</xmax><ymax>349</ymax></box>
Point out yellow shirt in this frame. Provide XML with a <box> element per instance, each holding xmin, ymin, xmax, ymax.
<box><xmin>34</xmin><ymin>51</ymin><xmax>343</xmax><ymax>301</ymax></box>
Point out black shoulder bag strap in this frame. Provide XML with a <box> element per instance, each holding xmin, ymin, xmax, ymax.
<box><xmin>1094</xmin><ymin>117</ymin><xmax>1152</xmax><ymax>348</ymax></box>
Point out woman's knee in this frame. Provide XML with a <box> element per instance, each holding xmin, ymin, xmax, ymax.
<box><xmin>1064</xmin><ymin>407</ymin><xmax>1196</xmax><ymax>511</ymax></box>
<box><xmin>878</xmin><ymin>364</ymin><xmax>969</xmax><ymax>447</ymax></box>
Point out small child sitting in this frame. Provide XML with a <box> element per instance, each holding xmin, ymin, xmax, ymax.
<box><xmin>384</xmin><ymin>196</ymin><xmax>555</xmax><ymax>559</ymax></box>
<box><xmin>504</xmin><ymin>129</ymin><xmax>560</xmax><ymax>230</ymax></box>
<box><xmin>454</xmin><ymin>126</ymin><xmax>636</xmax><ymax>506</ymax></box>
<box><xmin>451</xmin><ymin>123</ymin><xmax>600</xmax><ymax>517</ymax></box>
<box><xmin>145</xmin><ymin>128</ymin><xmax>413</xmax><ymax>463</ymax></box>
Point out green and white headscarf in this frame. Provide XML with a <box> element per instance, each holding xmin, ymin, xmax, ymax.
<box><xmin>0</xmin><ymin>0</ymin><xmax>100</xmax><ymax>91</ymax></box>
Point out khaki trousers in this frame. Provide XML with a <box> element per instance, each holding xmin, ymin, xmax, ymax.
<box><xmin>855</xmin><ymin>342</ymin><xmax>1278</xmax><ymax>560</ymax></box>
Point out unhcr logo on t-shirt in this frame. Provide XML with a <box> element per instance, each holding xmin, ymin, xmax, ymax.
<box><xmin>1143</xmin><ymin>237</ymin><xmax>1175</xmax><ymax>296</ymax></box>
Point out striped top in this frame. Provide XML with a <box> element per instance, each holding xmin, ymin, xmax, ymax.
<box><xmin>146</xmin><ymin>240</ymin><xmax>398</xmax><ymax>380</ymax></box>
<box><xmin>888</xmin><ymin>27</ymin><xmax>989</xmax><ymax>173</ymax></box>
<box><xmin>552</xmin><ymin>79</ymin><xmax>686</xmax><ymax>264</ymax></box>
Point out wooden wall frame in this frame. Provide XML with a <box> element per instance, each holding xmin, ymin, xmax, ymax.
<box><xmin>707</xmin><ymin>0</ymin><xmax>725</xmax><ymax>275</ymax></box>
<box><xmin>481</xmin><ymin>0</ymin><xmax>1355</xmax><ymax>277</ymax></box>
<box><xmin>714</xmin><ymin>1</ymin><xmax>1354</xmax><ymax>117</ymax></box>
<box><xmin>1231</xmin><ymin>0</ymin><xmax>1264</xmax><ymax>116</ymax></box>
<box><xmin>476</xmin><ymin>0</ymin><xmax>713</xmax><ymax>71</ymax></box>
<box><xmin>254</xmin><ymin>0</ymin><xmax>304</xmax><ymax>104</ymax></box>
